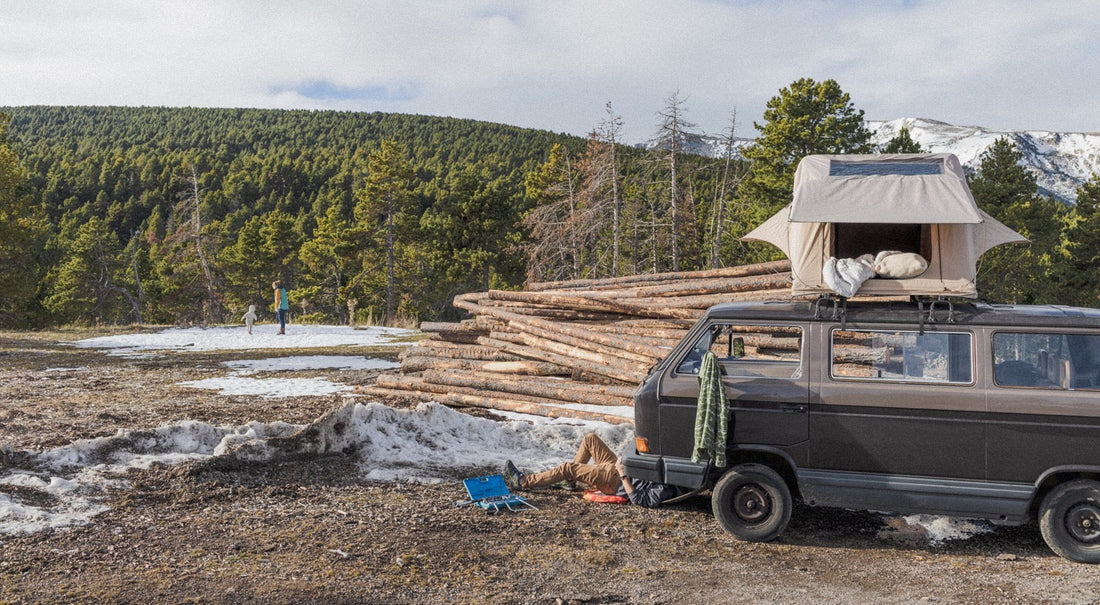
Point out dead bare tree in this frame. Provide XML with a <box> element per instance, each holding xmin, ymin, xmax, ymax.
<box><xmin>651</xmin><ymin>92</ymin><xmax>696</xmax><ymax>272</ymax></box>
<box><xmin>524</xmin><ymin>145</ymin><xmax>581</xmax><ymax>282</ymax></box>
<box><xmin>600</xmin><ymin>102</ymin><xmax>624</xmax><ymax>276</ymax></box>
<box><xmin>175</xmin><ymin>163</ymin><xmax>221</xmax><ymax>324</ymax></box>
<box><xmin>707</xmin><ymin>111</ymin><xmax>746</xmax><ymax>268</ymax></box>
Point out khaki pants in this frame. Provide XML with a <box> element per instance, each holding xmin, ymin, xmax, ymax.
<box><xmin>521</xmin><ymin>433</ymin><xmax>621</xmax><ymax>494</ymax></box>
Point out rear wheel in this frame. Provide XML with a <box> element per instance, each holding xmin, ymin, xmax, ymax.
<box><xmin>711</xmin><ymin>463</ymin><xmax>791</xmax><ymax>542</ymax></box>
<box><xmin>1039</xmin><ymin>479</ymin><xmax>1100</xmax><ymax>564</ymax></box>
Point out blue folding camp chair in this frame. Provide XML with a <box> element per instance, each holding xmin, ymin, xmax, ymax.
<box><xmin>460</xmin><ymin>474</ymin><xmax>537</xmax><ymax>512</ymax></box>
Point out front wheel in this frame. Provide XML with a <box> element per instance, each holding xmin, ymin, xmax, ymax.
<box><xmin>1039</xmin><ymin>479</ymin><xmax>1100</xmax><ymax>564</ymax></box>
<box><xmin>711</xmin><ymin>463</ymin><xmax>792</xmax><ymax>542</ymax></box>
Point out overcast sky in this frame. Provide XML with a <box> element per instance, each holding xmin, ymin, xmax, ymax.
<box><xmin>1</xmin><ymin>0</ymin><xmax>1096</xmax><ymax>144</ymax></box>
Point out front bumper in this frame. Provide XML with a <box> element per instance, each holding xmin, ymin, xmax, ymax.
<box><xmin>622</xmin><ymin>445</ymin><xmax>710</xmax><ymax>490</ymax></box>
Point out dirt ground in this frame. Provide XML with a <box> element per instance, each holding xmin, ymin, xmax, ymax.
<box><xmin>2</xmin><ymin>329</ymin><xmax>1100</xmax><ymax>604</ymax></box>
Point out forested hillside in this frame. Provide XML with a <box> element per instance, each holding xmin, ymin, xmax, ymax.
<box><xmin>0</xmin><ymin>104</ymin><xmax>740</xmax><ymax>327</ymax></box>
<box><xmin>1</xmin><ymin>78</ymin><xmax>1097</xmax><ymax>329</ymax></box>
<box><xmin>0</xmin><ymin>106</ymin><xmax>591</xmax><ymax>326</ymax></box>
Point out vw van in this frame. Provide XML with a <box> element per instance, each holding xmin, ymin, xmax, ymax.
<box><xmin>623</xmin><ymin>299</ymin><xmax>1100</xmax><ymax>563</ymax></box>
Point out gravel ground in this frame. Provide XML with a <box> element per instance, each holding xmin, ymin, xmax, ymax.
<box><xmin>2</xmin><ymin>329</ymin><xmax>1100</xmax><ymax>604</ymax></box>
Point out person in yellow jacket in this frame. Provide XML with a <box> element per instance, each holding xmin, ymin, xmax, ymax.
<box><xmin>272</xmin><ymin>280</ymin><xmax>289</xmax><ymax>335</ymax></box>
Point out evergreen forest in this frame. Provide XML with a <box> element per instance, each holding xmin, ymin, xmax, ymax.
<box><xmin>1</xmin><ymin>78</ymin><xmax>1098</xmax><ymax>329</ymax></box>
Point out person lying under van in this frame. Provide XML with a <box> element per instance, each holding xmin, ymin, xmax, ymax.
<box><xmin>503</xmin><ymin>433</ymin><xmax>681</xmax><ymax>508</ymax></box>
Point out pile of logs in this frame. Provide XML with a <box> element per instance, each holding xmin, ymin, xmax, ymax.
<box><xmin>358</xmin><ymin>260</ymin><xmax>793</xmax><ymax>424</ymax></box>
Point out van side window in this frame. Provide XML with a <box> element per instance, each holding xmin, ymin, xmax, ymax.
<box><xmin>993</xmin><ymin>332</ymin><xmax>1100</xmax><ymax>390</ymax></box>
<box><xmin>676</xmin><ymin>324</ymin><xmax>802</xmax><ymax>379</ymax></box>
<box><xmin>831</xmin><ymin>329</ymin><xmax>973</xmax><ymax>384</ymax></box>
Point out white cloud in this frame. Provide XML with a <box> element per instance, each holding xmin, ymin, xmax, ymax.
<box><xmin>1</xmin><ymin>0</ymin><xmax>1097</xmax><ymax>143</ymax></box>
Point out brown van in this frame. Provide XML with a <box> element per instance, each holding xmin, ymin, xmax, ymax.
<box><xmin>623</xmin><ymin>299</ymin><xmax>1100</xmax><ymax>562</ymax></box>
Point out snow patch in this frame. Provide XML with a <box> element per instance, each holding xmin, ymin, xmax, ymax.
<box><xmin>226</xmin><ymin>355</ymin><xmax>400</xmax><ymax>375</ymax></box>
<box><xmin>178</xmin><ymin>376</ymin><xmax>353</xmax><ymax>398</ymax></box>
<box><xmin>177</xmin><ymin>355</ymin><xmax>402</xmax><ymax>398</ymax></box>
<box><xmin>70</xmin><ymin>324</ymin><xmax>415</xmax><ymax>356</ymax></box>
<box><xmin>901</xmin><ymin>514</ymin><xmax>993</xmax><ymax>545</ymax></box>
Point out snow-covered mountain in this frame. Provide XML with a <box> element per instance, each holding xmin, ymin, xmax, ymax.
<box><xmin>677</xmin><ymin>118</ymin><xmax>1100</xmax><ymax>204</ymax></box>
<box><xmin>868</xmin><ymin>118</ymin><xmax>1100</xmax><ymax>204</ymax></box>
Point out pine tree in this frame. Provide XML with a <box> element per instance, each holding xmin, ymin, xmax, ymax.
<box><xmin>1057</xmin><ymin>174</ymin><xmax>1100</xmax><ymax>307</ymax></box>
<box><xmin>43</xmin><ymin>216</ymin><xmax>138</xmax><ymax>323</ymax></box>
<box><xmin>739</xmin><ymin>78</ymin><xmax>873</xmax><ymax>225</ymax></box>
<box><xmin>970</xmin><ymin>137</ymin><xmax>1068</xmax><ymax>303</ymax></box>
<box><xmin>219</xmin><ymin>214</ymin><xmax>268</xmax><ymax>314</ymax></box>
<box><xmin>353</xmin><ymin>140</ymin><xmax>418</xmax><ymax>323</ymax></box>
<box><xmin>0</xmin><ymin>113</ymin><xmax>48</xmax><ymax>326</ymax></box>
<box><xmin>881</xmin><ymin>126</ymin><xmax>923</xmax><ymax>153</ymax></box>
<box><xmin>297</xmin><ymin>203</ymin><xmax>354</xmax><ymax>322</ymax></box>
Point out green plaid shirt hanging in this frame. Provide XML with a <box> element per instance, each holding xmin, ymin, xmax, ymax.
<box><xmin>692</xmin><ymin>351</ymin><xmax>729</xmax><ymax>467</ymax></box>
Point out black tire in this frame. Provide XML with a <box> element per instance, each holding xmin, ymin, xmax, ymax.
<box><xmin>1039</xmin><ymin>479</ymin><xmax>1100</xmax><ymax>564</ymax></box>
<box><xmin>711</xmin><ymin>463</ymin><xmax>792</xmax><ymax>542</ymax></box>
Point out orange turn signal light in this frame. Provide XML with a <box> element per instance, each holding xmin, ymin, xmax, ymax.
<box><xmin>635</xmin><ymin>437</ymin><xmax>650</xmax><ymax>454</ymax></box>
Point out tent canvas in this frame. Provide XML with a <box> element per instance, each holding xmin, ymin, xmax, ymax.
<box><xmin>743</xmin><ymin>153</ymin><xmax>1027</xmax><ymax>298</ymax></box>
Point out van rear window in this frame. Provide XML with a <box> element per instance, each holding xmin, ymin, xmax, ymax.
<box><xmin>993</xmin><ymin>332</ymin><xmax>1100</xmax><ymax>390</ymax></box>
<box><xmin>831</xmin><ymin>329</ymin><xmax>972</xmax><ymax>384</ymax></box>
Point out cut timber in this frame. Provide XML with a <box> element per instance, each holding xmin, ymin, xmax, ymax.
<box><xmin>579</xmin><ymin>272</ymin><xmax>791</xmax><ymax>300</ymax></box>
<box><xmin>455</xmin><ymin>294</ymin><xmax>670</xmax><ymax>361</ymax></box>
<box><xmin>630</xmin><ymin>288</ymin><xmax>792</xmax><ymax>310</ymax></box>
<box><xmin>399</xmin><ymin>355</ymin><xmax>570</xmax><ymax>376</ymax></box>
<box><xmin>478</xmin><ymin>336</ymin><xmax>644</xmax><ymax>384</ymax></box>
<box><xmin>378</xmin><ymin>373</ymin><xmax>632</xmax><ymax>408</ymax></box>
<box><xmin>832</xmin><ymin>345</ymin><xmax>891</xmax><ymax>365</ymax></box>
<box><xmin>357</xmin><ymin>386</ymin><xmax>632</xmax><ymax>425</ymax></box>
<box><xmin>527</xmin><ymin>260</ymin><xmax>792</xmax><ymax>291</ymax></box>
<box><xmin>388</xmin><ymin>261</ymin><xmax>802</xmax><ymax>422</ymax></box>
<box><xmin>417</xmin><ymin>321</ymin><xmax>487</xmax><ymax>344</ymax></box>
<box><xmin>424</xmin><ymin>370</ymin><xmax>636</xmax><ymax>404</ymax></box>
<box><xmin>483</xmin><ymin>290</ymin><xmax>674</xmax><ymax>319</ymax></box>
<box><xmin>401</xmin><ymin>343</ymin><xmax>521</xmax><ymax>362</ymax></box>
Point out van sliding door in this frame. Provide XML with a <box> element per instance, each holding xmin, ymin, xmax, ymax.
<box><xmin>813</xmin><ymin>327</ymin><xmax>984</xmax><ymax>480</ymax></box>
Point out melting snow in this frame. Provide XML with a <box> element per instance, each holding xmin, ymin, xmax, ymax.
<box><xmin>177</xmin><ymin>376</ymin><xmax>354</xmax><ymax>398</ymax></box>
<box><xmin>225</xmin><ymin>355</ymin><xmax>400</xmax><ymax>375</ymax></box>
<box><xmin>178</xmin><ymin>355</ymin><xmax>402</xmax><ymax>398</ymax></box>
<box><xmin>70</xmin><ymin>324</ymin><xmax>415</xmax><ymax>356</ymax></box>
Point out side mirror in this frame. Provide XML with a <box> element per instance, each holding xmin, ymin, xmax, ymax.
<box><xmin>731</xmin><ymin>337</ymin><xmax>745</xmax><ymax>359</ymax></box>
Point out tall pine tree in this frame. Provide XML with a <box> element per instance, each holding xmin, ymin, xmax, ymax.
<box><xmin>969</xmin><ymin>137</ymin><xmax>1068</xmax><ymax>303</ymax></box>
<box><xmin>737</xmin><ymin>78</ymin><xmax>873</xmax><ymax>234</ymax></box>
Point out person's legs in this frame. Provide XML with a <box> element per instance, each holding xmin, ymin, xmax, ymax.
<box><xmin>521</xmin><ymin>462</ymin><xmax>620</xmax><ymax>494</ymax></box>
<box><xmin>574</xmin><ymin>433</ymin><xmax>618</xmax><ymax>467</ymax></box>
<box><xmin>520</xmin><ymin>434</ymin><xmax>621</xmax><ymax>493</ymax></box>
<box><xmin>277</xmin><ymin>309</ymin><xmax>286</xmax><ymax>334</ymax></box>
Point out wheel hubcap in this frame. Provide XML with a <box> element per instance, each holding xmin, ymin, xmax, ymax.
<box><xmin>734</xmin><ymin>485</ymin><xmax>771</xmax><ymax>523</ymax></box>
<box><xmin>1066</xmin><ymin>503</ymin><xmax>1100</xmax><ymax>543</ymax></box>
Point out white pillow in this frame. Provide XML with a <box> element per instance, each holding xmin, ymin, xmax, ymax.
<box><xmin>873</xmin><ymin>251</ymin><xmax>928</xmax><ymax>279</ymax></box>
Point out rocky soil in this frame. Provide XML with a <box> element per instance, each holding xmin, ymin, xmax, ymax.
<box><xmin>2</xmin><ymin>329</ymin><xmax>1100</xmax><ymax>604</ymax></box>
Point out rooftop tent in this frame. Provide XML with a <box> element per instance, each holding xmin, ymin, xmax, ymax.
<box><xmin>743</xmin><ymin>153</ymin><xmax>1027</xmax><ymax>298</ymax></box>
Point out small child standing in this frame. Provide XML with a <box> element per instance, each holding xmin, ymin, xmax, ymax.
<box><xmin>242</xmin><ymin>304</ymin><xmax>258</xmax><ymax>335</ymax></box>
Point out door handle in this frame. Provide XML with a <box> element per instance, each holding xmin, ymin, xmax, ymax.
<box><xmin>780</xmin><ymin>404</ymin><xmax>806</xmax><ymax>413</ymax></box>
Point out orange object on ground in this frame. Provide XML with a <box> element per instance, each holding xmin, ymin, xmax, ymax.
<box><xmin>583</xmin><ymin>489</ymin><xmax>628</xmax><ymax>504</ymax></box>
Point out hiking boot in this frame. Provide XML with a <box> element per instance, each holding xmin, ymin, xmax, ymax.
<box><xmin>553</xmin><ymin>480</ymin><xmax>577</xmax><ymax>491</ymax></box>
<box><xmin>503</xmin><ymin>460</ymin><xmax>524</xmax><ymax>490</ymax></box>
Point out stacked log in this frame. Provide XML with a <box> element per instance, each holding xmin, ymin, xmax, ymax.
<box><xmin>359</xmin><ymin>260</ymin><xmax>793</xmax><ymax>424</ymax></box>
